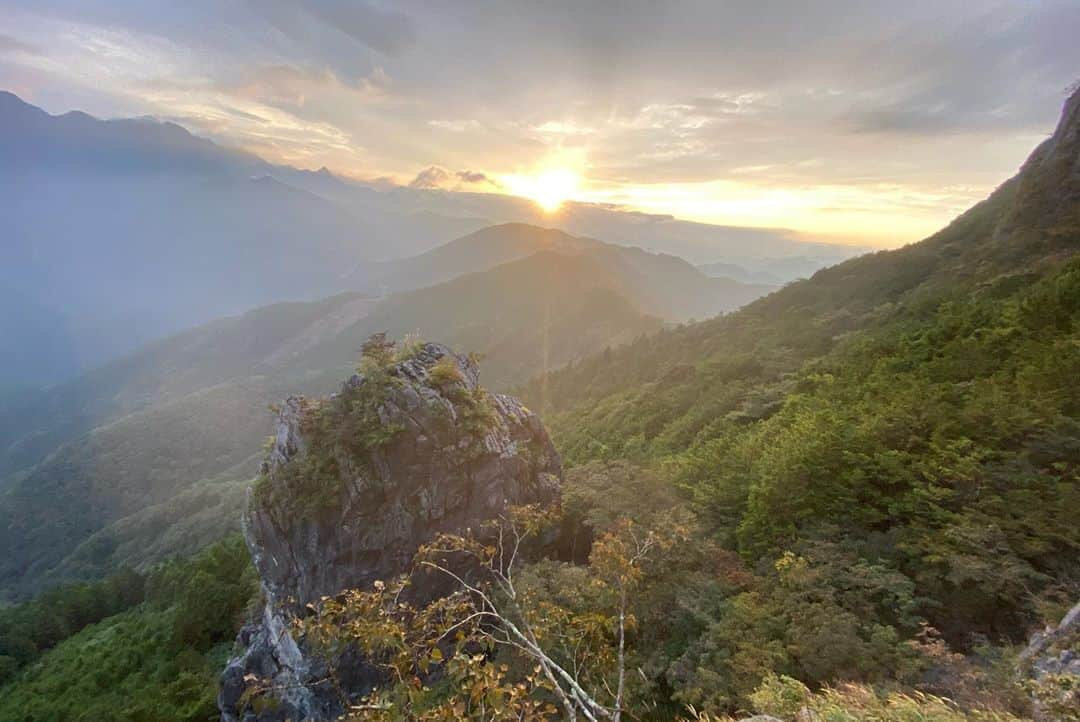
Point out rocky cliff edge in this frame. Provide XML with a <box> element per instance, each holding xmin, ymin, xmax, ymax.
<box><xmin>219</xmin><ymin>341</ymin><xmax>562</xmax><ymax>721</ymax></box>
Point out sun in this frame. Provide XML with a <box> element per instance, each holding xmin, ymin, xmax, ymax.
<box><xmin>504</xmin><ymin>168</ymin><xmax>581</xmax><ymax>213</ymax></box>
<box><xmin>528</xmin><ymin>168</ymin><xmax>580</xmax><ymax>212</ymax></box>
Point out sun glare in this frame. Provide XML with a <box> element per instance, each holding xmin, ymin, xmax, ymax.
<box><xmin>504</xmin><ymin>168</ymin><xmax>581</xmax><ymax>213</ymax></box>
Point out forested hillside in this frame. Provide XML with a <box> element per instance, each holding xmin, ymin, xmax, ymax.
<box><xmin>499</xmin><ymin>86</ymin><xmax>1080</xmax><ymax>713</ymax></box>
<box><xmin>0</xmin><ymin>538</ymin><xmax>256</xmax><ymax>722</ymax></box>
<box><xmin>3</xmin><ymin>221</ymin><xmax>762</xmax><ymax>601</ymax></box>
<box><xmin>525</xmin><ymin>85</ymin><xmax>1080</xmax><ymax>452</ymax></box>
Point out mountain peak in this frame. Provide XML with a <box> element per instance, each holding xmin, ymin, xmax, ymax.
<box><xmin>1053</xmin><ymin>83</ymin><xmax>1080</xmax><ymax>145</ymax></box>
<box><xmin>0</xmin><ymin>89</ymin><xmax>30</xmax><ymax>107</ymax></box>
<box><xmin>999</xmin><ymin>84</ymin><xmax>1080</xmax><ymax>237</ymax></box>
<box><xmin>0</xmin><ymin>89</ymin><xmax>48</xmax><ymax>121</ymax></box>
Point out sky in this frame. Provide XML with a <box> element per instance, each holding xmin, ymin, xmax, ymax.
<box><xmin>1</xmin><ymin>1</ymin><xmax>1078</xmax><ymax>248</ymax></box>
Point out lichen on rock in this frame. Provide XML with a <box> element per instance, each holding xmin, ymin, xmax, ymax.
<box><xmin>219</xmin><ymin>341</ymin><xmax>562</xmax><ymax>722</ymax></box>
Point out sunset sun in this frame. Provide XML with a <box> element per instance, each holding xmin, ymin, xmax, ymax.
<box><xmin>504</xmin><ymin>168</ymin><xmax>581</xmax><ymax>212</ymax></box>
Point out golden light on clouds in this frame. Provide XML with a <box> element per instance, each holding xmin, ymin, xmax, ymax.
<box><xmin>574</xmin><ymin>178</ymin><xmax>987</xmax><ymax>247</ymax></box>
<box><xmin>3</xmin><ymin>2</ymin><xmax>1075</xmax><ymax>251</ymax></box>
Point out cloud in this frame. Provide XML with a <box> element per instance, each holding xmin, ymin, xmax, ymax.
<box><xmin>216</xmin><ymin>64</ymin><xmax>390</xmax><ymax>109</ymax></box>
<box><xmin>249</xmin><ymin>0</ymin><xmax>415</xmax><ymax>57</ymax></box>
<box><xmin>409</xmin><ymin>165</ymin><xmax>451</xmax><ymax>189</ymax></box>
<box><xmin>409</xmin><ymin>166</ymin><xmax>500</xmax><ymax>190</ymax></box>
<box><xmin>428</xmin><ymin>118</ymin><xmax>481</xmax><ymax>132</ymax></box>
<box><xmin>850</xmin><ymin>105</ymin><xmax>961</xmax><ymax>135</ymax></box>
<box><xmin>456</xmin><ymin>169</ymin><xmax>497</xmax><ymax>186</ymax></box>
<box><xmin>297</xmin><ymin>0</ymin><xmax>415</xmax><ymax>55</ymax></box>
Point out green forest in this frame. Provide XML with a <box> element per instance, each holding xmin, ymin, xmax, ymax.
<box><xmin>0</xmin><ymin>540</ymin><xmax>256</xmax><ymax>722</ymax></box>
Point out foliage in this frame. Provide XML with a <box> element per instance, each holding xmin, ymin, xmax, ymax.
<box><xmin>1026</xmin><ymin>673</ymin><xmax>1080</xmax><ymax>722</ymax></box>
<box><xmin>285</xmin><ymin>506</ymin><xmax>690</xmax><ymax>722</ymax></box>
<box><xmin>360</xmin><ymin>332</ymin><xmax>400</xmax><ymax>372</ymax></box>
<box><xmin>542</xmin><ymin>258</ymin><xmax>1080</xmax><ymax>603</ymax></box>
<box><xmin>514</xmin><ymin>201</ymin><xmax>1080</xmax><ymax>713</ymax></box>
<box><xmin>680</xmin><ymin>673</ymin><xmax>1027</xmax><ymax>722</ymax></box>
<box><xmin>0</xmin><ymin>537</ymin><xmax>257</xmax><ymax>722</ymax></box>
<box><xmin>0</xmin><ymin>567</ymin><xmax>146</xmax><ymax>684</ymax></box>
<box><xmin>293</xmin><ymin>578</ymin><xmax>560</xmax><ymax>722</ymax></box>
<box><xmin>253</xmin><ymin>337</ymin><xmax>408</xmax><ymax>515</ymax></box>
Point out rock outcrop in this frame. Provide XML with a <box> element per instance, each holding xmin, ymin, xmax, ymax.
<box><xmin>1019</xmin><ymin>600</ymin><xmax>1080</xmax><ymax>721</ymax></box>
<box><xmin>219</xmin><ymin>342</ymin><xmax>562</xmax><ymax>722</ymax></box>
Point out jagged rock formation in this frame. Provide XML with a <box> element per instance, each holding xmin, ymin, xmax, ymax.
<box><xmin>1020</xmin><ymin>600</ymin><xmax>1080</xmax><ymax>721</ymax></box>
<box><xmin>219</xmin><ymin>342</ymin><xmax>562</xmax><ymax>722</ymax></box>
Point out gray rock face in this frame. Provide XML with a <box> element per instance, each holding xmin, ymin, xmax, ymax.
<box><xmin>1019</xmin><ymin>600</ymin><xmax>1080</xmax><ymax>721</ymax></box>
<box><xmin>219</xmin><ymin>343</ymin><xmax>562</xmax><ymax>722</ymax></box>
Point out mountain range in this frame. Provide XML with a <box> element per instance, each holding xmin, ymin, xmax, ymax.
<box><xmin>1</xmin><ymin>90</ymin><xmax>857</xmax><ymax>391</ymax></box>
<box><xmin>0</xmin><ymin>218</ymin><xmax>777</xmax><ymax>601</ymax></box>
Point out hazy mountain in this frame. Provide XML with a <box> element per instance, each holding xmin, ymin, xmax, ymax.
<box><xmin>0</xmin><ymin>220</ymin><xmax>771</xmax><ymax>480</ymax></box>
<box><xmin>0</xmin><ymin>91</ymin><xmax>485</xmax><ymax>388</ymax></box>
<box><xmin>365</xmin><ymin>223</ymin><xmax>599</xmax><ymax>291</ymax></box>
<box><xmin>5</xmin><ymin>220</ymin><xmax>773</xmax><ymax>598</ymax></box>
<box><xmin>3</xmin><ymin>91</ymin><xmax>852</xmax><ymax>391</ymax></box>
<box><xmin>697</xmin><ymin>255</ymin><xmax>848</xmax><ymax>285</ymax></box>
<box><xmin>368</xmin><ymin>223</ymin><xmax>775</xmax><ymax>320</ymax></box>
<box><xmin>697</xmin><ymin>261</ymin><xmax>784</xmax><ymax>285</ymax></box>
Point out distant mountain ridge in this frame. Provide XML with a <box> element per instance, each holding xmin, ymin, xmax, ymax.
<box><xmin>370</xmin><ymin>223</ymin><xmax>774</xmax><ymax>319</ymax></box>
<box><xmin>0</xmin><ymin>221</ymin><xmax>770</xmax><ymax>480</ymax></box>
<box><xmin>2</xmin><ymin>90</ymin><xmax>854</xmax><ymax>390</ymax></box>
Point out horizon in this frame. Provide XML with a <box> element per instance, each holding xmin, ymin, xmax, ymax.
<box><xmin>3</xmin><ymin>1</ymin><xmax>1078</xmax><ymax>249</ymax></box>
